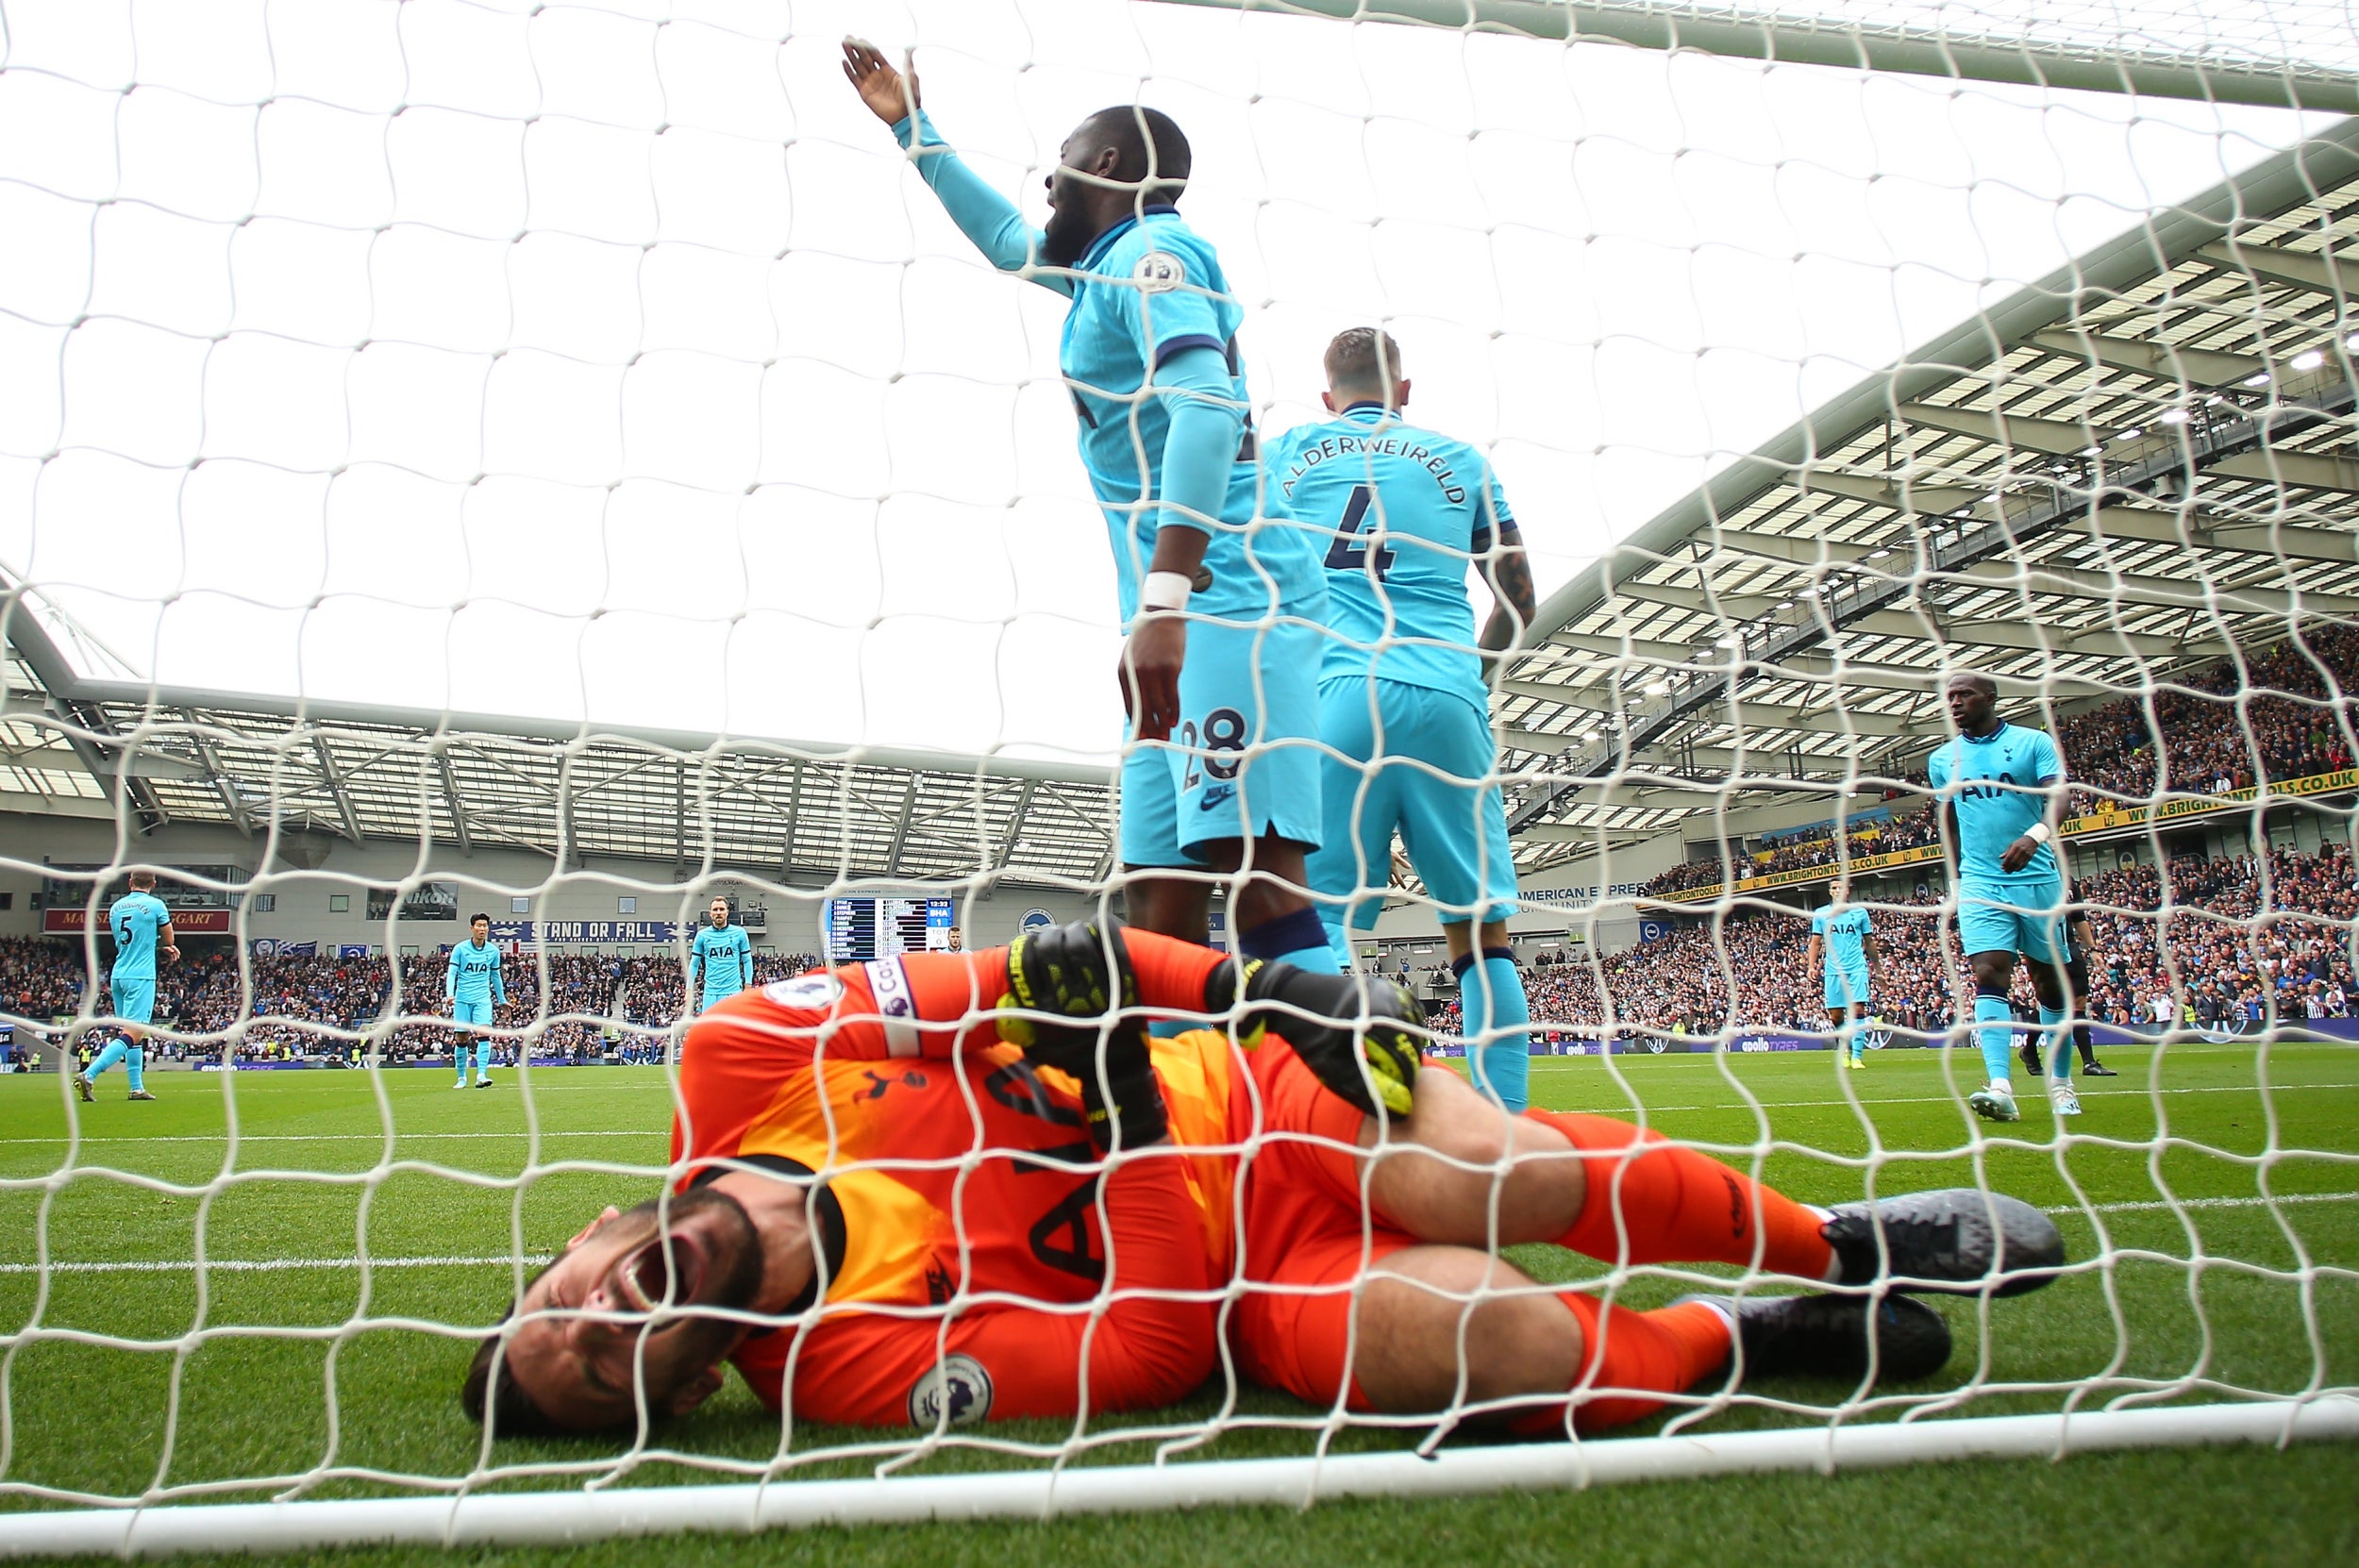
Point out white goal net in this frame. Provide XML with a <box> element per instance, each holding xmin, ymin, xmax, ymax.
<box><xmin>2</xmin><ymin>0</ymin><xmax>2357</xmax><ymax>1552</ymax></box>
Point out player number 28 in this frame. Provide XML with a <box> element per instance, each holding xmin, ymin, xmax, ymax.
<box><xmin>1180</xmin><ymin>708</ymin><xmax>1248</xmax><ymax>787</ymax></box>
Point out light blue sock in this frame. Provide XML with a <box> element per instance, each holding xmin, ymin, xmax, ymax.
<box><xmin>85</xmin><ymin>1039</ymin><xmax>128</xmax><ymax>1081</ymax></box>
<box><xmin>1974</xmin><ymin>993</ymin><xmax>2016</xmax><ymax>1085</ymax></box>
<box><xmin>454</xmin><ymin>1042</ymin><xmax>472</xmax><ymax>1083</ymax></box>
<box><xmin>2041</xmin><ymin>1006</ymin><xmax>2071</xmax><ymax>1079</ymax></box>
<box><xmin>1270</xmin><ymin>943</ymin><xmax>1341</xmax><ymax>975</ymax></box>
<box><xmin>125</xmin><ymin>1046</ymin><xmax>144</xmax><ymax>1093</ymax></box>
<box><xmin>1463</xmin><ymin>955</ymin><xmax>1531</xmax><ymax>1112</ymax></box>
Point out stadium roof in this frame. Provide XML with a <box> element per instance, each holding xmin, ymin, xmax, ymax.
<box><xmin>1495</xmin><ymin>117</ymin><xmax>2359</xmax><ymax>875</ymax></box>
<box><xmin>0</xmin><ymin>589</ymin><xmax>1117</xmax><ymax>890</ymax></box>
<box><xmin>10</xmin><ymin>121</ymin><xmax>2359</xmax><ymax>892</ymax></box>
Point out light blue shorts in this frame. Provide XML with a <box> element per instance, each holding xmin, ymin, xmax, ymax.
<box><xmin>1956</xmin><ymin>876</ymin><xmax>2067</xmax><ymax>965</ymax></box>
<box><xmin>1307</xmin><ymin>676</ymin><xmax>1518</xmax><ymax>933</ymax></box>
<box><xmin>1119</xmin><ymin>614</ymin><xmax>1325</xmax><ymax>867</ymax></box>
<box><xmin>1824</xmin><ymin>966</ymin><xmax>1871</xmax><ymax>1010</ymax></box>
<box><xmin>700</xmin><ymin>984</ymin><xmax>743</xmax><ymax>1012</ymax></box>
<box><xmin>452</xmin><ymin>999</ymin><xmax>494</xmax><ymax>1028</ymax></box>
<box><xmin>111</xmin><ymin>976</ymin><xmax>155</xmax><ymax>1026</ymax></box>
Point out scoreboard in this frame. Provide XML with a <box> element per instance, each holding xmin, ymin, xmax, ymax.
<box><xmin>824</xmin><ymin>896</ymin><xmax>956</xmax><ymax>961</ymax></box>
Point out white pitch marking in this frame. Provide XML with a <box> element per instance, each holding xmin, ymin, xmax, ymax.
<box><xmin>2046</xmin><ymin>1192</ymin><xmax>2359</xmax><ymax>1216</ymax></box>
<box><xmin>0</xmin><ymin>1129</ymin><xmax>666</xmax><ymax>1145</ymax></box>
<box><xmin>0</xmin><ymin>1255</ymin><xmax>551</xmax><ymax>1276</ymax></box>
<box><xmin>1542</xmin><ymin>1083</ymin><xmax>2359</xmax><ymax>1115</ymax></box>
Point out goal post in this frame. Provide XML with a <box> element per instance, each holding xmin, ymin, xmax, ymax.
<box><xmin>1145</xmin><ymin>0</ymin><xmax>2359</xmax><ymax>109</ymax></box>
<box><xmin>4</xmin><ymin>0</ymin><xmax>2359</xmax><ymax>1552</ymax></box>
<box><xmin>7</xmin><ymin>1401</ymin><xmax>2356</xmax><ymax>1557</ymax></box>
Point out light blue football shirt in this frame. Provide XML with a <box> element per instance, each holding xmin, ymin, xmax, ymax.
<box><xmin>1812</xmin><ymin>904</ymin><xmax>1874</xmax><ymax>974</ymax></box>
<box><xmin>108</xmin><ymin>891</ymin><xmax>172</xmax><ymax>981</ymax></box>
<box><xmin>1266</xmin><ymin>405</ymin><xmax>1513</xmax><ymax>711</ymax></box>
<box><xmin>888</xmin><ymin>112</ymin><xmax>1320</xmax><ymax>626</ymax></box>
<box><xmin>1060</xmin><ymin>209</ymin><xmax>1321</xmax><ymax>624</ymax></box>
<box><xmin>1925</xmin><ymin>722</ymin><xmax>2065</xmax><ymax>885</ymax></box>
<box><xmin>444</xmin><ymin>939</ymin><xmax>506</xmax><ymax>1006</ymax></box>
<box><xmin>693</xmin><ymin>923</ymin><xmax>752</xmax><ymax>1003</ymax></box>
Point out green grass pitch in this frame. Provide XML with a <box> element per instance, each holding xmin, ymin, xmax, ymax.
<box><xmin>3</xmin><ymin>1040</ymin><xmax>2354</xmax><ymax>1565</ymax></box>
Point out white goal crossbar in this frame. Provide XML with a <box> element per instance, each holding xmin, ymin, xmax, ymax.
<box><xmin>1148</xmin><ymin>0</ymin><xmax>2359</xmax><ymax>108</ymax></box>
<box><xmin>8</xmin><ymin>1402</ymin><xmax>2355</xmax><ymax>1559</ymax></box>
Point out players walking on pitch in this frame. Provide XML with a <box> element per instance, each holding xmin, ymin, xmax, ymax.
<box><xmin>841</xmin><ymin>41</ymin><xmax>1339</xmax><ymax>978</ymax></box>
<box><xmin>446</xmin><ymin>913</ymin><xmax>505</xmax><ymax>1091</ymax></box>
<box><xmin>75</xmin><ymin>870</ymin><xmax>176</xmax><ymax>1103</ymax></box>
<box><xmin>1269</xmin><ymin>328</ymin><xmax>1541</xmax><ymax>1109</ymax></box>
<box><xmin>1807</xmin><ymin>899</ymin><xmax>1879</xmax><ymax>1070</ymax></box>
<box><xmin>1928</xmin><ymin>674</ymin><xmax>2081</xmax><ymax>1122</ymax></box>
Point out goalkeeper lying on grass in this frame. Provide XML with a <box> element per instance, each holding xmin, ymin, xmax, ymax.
<box><xmin>463</xmin><ymin>922</ymin><xmax>2064</xmax><ymax>1438</ymax></box>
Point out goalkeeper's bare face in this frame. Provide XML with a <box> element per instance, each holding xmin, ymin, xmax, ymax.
<box><xmin>495</xmin><ymin>1188</ymin><xmax>767</xmax><ymax>1431</ymax></box>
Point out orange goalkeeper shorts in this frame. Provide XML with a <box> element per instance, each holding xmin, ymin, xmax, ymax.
<box><xmin>1228</xmin><ymin>1035</ymin><xmax>1415</xmax><ymax>1412</ymax></box>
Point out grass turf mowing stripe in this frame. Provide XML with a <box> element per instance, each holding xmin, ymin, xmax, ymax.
<box><xmin>8</xmin><ymin>1193</ymin><xmax>2352</xmax><ymax>1274</ymax></box>
<box><xmin>0</xmin><ymin>1255</ymin><xmax>553</xmax><ymax>1275</ymax></box>
<box><xmin>10</xmin><ymin>1078</ymin><xmax>2353</xmax><ymax>1145</ymax></box>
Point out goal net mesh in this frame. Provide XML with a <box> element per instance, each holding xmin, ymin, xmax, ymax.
<box><xmin>1</xmin><ymin>0</ymin><xmax>2354</xmax><ymax>1532</ymax></box>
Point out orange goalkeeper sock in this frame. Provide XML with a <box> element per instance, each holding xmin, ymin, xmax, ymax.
<box><xmin>1508</xmin><ymin>1294</ymin><xmax>1732</xmax><ymax>1436</ymax></box>
<box><xmin>1525</xmin><ymin>1109</ymin><xmax>1837</xmax><ymax>1281</ymax></box>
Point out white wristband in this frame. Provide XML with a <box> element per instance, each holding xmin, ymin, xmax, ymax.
<box><xmin>2024</xmin><ymin>822</ymin><xmax>2053</xmax><ymax>845</ymax></box>
<box><xmin>1140</xmin><ymin>571</ymin><xmax>1192</xmax><ymax>614</ymax></box>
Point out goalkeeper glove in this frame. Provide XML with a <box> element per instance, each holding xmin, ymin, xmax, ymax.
<box><xmin>1205</xmin><ymin>959</ymin><xmax>1422</xmax><ymax>1119</ymax></box>
<box><xmin>995</xmin><ymin>920</ymin><xmax>1166</xmax><ymax>1152</ymax></box>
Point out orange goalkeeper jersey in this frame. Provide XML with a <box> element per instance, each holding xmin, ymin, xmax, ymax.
<box><xmin>670</xmin><ymin>938</ymin><xmax>1238</xmax><ymax>1430</ymax></box>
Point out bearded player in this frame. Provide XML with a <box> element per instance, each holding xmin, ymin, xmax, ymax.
<box><xmin>689</xmin><ymin>898</ymin><xmax>753</xmax><ymax>1014</ymax></box>
<box><xmin>840</xmin><ymin>42</ymin><xmax>1337</xmax><ymax>977</ymax></box>
<box><xmin>1928</xmin><ymin>673</ymin><xmax>2080</xmax><ymax>1122</ymax></box>
<box><xmin>1268</xmin><ymin>328</ymin><xmax>1540</xmax><ymax>1109</ymax></box>
<box><xmin>462</xmin><ymin>924</ymin><xmax>2064</xmax><ymax>1438</ymax></box>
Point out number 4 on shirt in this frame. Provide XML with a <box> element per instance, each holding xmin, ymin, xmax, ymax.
<box><xmin>1322</xmin><ymin>485</ymin><xmax>1397</xmax><ymax>581</ymax></box>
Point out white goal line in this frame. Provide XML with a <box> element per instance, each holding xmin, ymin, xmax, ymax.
<box><xmin>5</xmin><ymin>1193</ymin><xmax>2353</xmax><ymax>1276</ymax></box>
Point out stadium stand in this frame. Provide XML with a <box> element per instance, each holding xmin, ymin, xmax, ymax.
<box><xmin>1424</xmin><ymin>844</ymin><xmax>2357</xmax><ymax>1039</ymax></box>
<box><xmin>0</xmin><ymin>941</ymin><xmax>820</xmax><ymax>1065</ymax></box>
<box><xmin>1636</xmin><ymin>628</ymin><xmax>2359</xmax><ymax>900</ymax></box>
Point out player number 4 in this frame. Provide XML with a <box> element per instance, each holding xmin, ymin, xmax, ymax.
<box><xmin>1322</xmin><ymin>485</ymin><xmax>1396</xmax><ymax>581</ymax></box>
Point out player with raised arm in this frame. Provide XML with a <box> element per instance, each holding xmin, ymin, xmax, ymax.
<box><xmin>1927</xmin><ymin>674</ymin><xmax>2080</xmax><ymax>1122</ymax></box>
<box><xmin>1269</xmin><ymin>329</ymin><xmax>1542</xmax><ymax>1109</ymax></box>
<box><xmin>463</xmin><ymin>922</ymin><xmax>2064</xmax><ymax>1439</ymax></box>
<box><xmin>445</xmin><ymin>913</ymin><xmax>505</xmax><ymax>1091</ymax></box>
<box><xmin>1806</xmin><ymin>898</ymin><xmax>1879</xmax><ymax>1070</ymax></box>
<box><xmin>839</xmin><ymin>41</ymin><xmax>1337</xmax><ymax>976</ymax></box>
<box><xmin>75</xmin><ymin>870</ymin><xmax>176</xmax><ymax>1104</ymax></box>
<box><xmin>689</xmin><ymin>898</ymin><xmax>752</xmax><ymax>1014</ymax></box>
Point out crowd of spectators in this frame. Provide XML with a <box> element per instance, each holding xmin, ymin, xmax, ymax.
<box><xmin>2058</xmin><ymin>625</ymin><xmax>2359</xmax><ymax>809</ymax></box>
<box><xmin>0</xmin><ymin>941</ymin><xmax>820</xmax><ymax>1068</ymax></box>
<box><xmin>1644</xmin><ymin>812</ymin><xmax>1946</xmax><ymax>897</ymax></box>
<box><xmin>1423</xmin><ymin>843</ymin><xmax>2358</xmax><ymax>1043</ymax></box>
<box><xmin>1636</xmin><ymin>627</ymin><xmax>2359</xmax><ymax>901</ymax></box>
